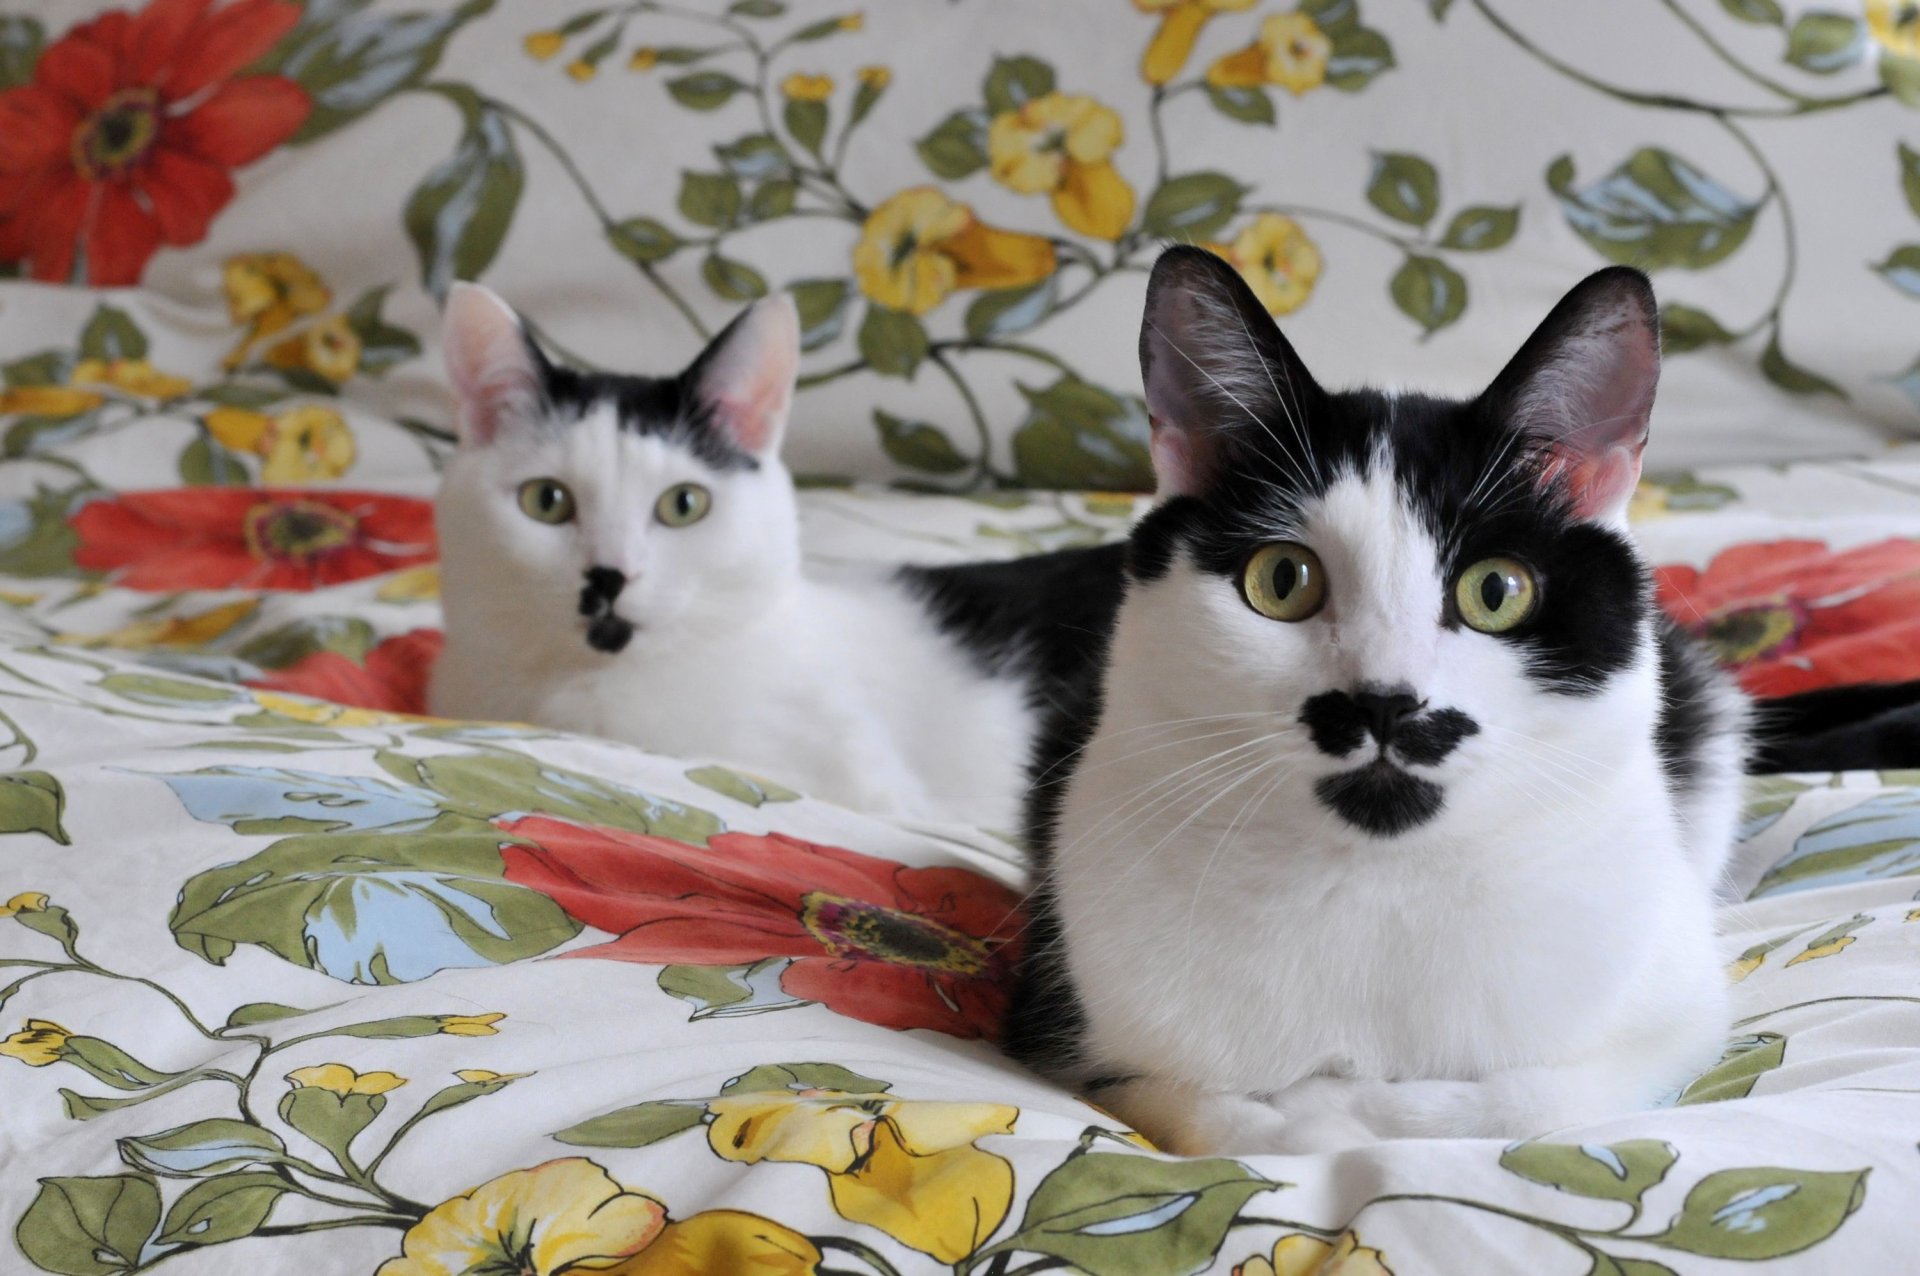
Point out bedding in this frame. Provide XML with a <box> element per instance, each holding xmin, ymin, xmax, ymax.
<box><xmin>5</xmin><ymin>433</ymin><xmax>1920</xmax><ymax>1274</ymax></box>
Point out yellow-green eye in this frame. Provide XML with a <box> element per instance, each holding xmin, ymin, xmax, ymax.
<box><xmin>1241</xmin><ymin>542</ymin><xmax>1326</xmax><ymax>622</ymax></box>
<box><xmin>517</xmin><ymin>478</ymin><xmax>575</xmax><ymax>524</ymax></box>
<box><xmin>656</xmin><ymin>482</ymin><xmax>711</xmax><ymax>527</ymax></box>
<box><xmin>1456</xmin><ymin>556</ymin><xmax>1540</xmax><ymax>633</ymax></box>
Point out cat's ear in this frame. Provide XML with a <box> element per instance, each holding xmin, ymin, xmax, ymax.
<box><xmin>1139</xmin><ymin>246</ymin><xmax>1322</xmax><ymax>498</ymax></box>
<box><xmin>442</xmin><ymin>283</ymin><xmax>544</xmax><ymax>447</ymax></box>
<box><xmin>1482</xmin><ymin>266</ymin><xmax>1660</xmax><ymax>524</ymax></box>
<box><xmin>686</xmin><ymin>295</ymin><xmax>799</xmax><ymax>458</ymax></box>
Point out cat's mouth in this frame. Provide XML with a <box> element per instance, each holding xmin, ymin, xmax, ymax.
<box><xmin>1313</xmin><ymin>759</ymin><xmax>1444</xmax><ymax>837</ymax></box>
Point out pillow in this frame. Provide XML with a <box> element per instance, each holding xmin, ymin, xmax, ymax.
<box><xmin>0</xmin><ymin>0</ymin><xmax>1915</xmax><ymax>489</ymax></box>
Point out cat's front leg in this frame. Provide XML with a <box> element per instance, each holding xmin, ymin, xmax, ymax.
<box><xmin>1095</xmin><ymin>1077</ymin><xmax>1371</xmax><ymax>1157</ymax></box>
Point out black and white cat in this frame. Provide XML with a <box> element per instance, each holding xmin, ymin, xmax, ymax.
<box><xmin>430</xmin><ymin>285</ymin><xmax>1115</xmax><ymax>828</ymax></box>
<box><xmin>1007</xmin><ymin>247</ymin><xmax>1748</xmax><ymax>1155</ymax></box>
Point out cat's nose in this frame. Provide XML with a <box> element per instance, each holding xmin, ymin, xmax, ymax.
<box><xmin>582</xmin><ymin>565</ymin><xmax>627</xmax><ymax>602</ymax></box>
<box><xmin>1351</xmin><ymin>687</ymin><xmax>1421</xmax><ymax>746</ymax></box>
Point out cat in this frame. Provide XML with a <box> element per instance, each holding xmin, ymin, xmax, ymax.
<box><xmin>1005</xmin><ymin>246</ymin><xmax>1748</xmax><ymax>1156</ymax></box>
<box><xmin>430</xmin><ymin>284</ymin><xmax>1118</xmax><ymax>829</ymax></box>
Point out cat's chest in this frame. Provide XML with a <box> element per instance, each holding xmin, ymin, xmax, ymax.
<box><xmin>1050</xmin><ymin>737</ymin><xmax>1673</xmax><ymax>1090</ymax></box>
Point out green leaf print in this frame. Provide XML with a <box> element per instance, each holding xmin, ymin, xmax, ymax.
<box><xmin>874</xmin><ymin>412</ymin><xmax>969</xmax><ymax>475</ymax></box>
<box><xmin>1783</xmin><ymin>13</ymin><xmax>1864</xmax><ymax>74</ymax></box>
<box><xmin>1010</xmin><ymin>376</ymin><xmax>1153</xmax><ymax>491</ymax></box>
<box><xmin>984</xmin><ymin>1152</ymin><xmax>1276</xmax><ymax>1276</ymax></box>
<box><xmin>608</xmin><ymin>217</ymin><xmax>681</xmax><ymax>264</ymax></box>
<box><xmin>1719</xmin><ymin>0</ymin><xmax>1783</xmax><ymax>23</ymax></box>
<box><xmin>1899</xmin><ymin>142</ymin><xmax>1920</xmax><ymax>217</ymax></box>
<box><xmin>154</xmin><ymin>1172</ymin><xmax>288</xmax><ymax>1247</ymax></box>
<box><xmin>917</xmin><ymin>110</ymin><xmax>989</xmax><ymax>180</ymax></box>
<box><xmin>702</xmin><ymin>254</ymin><xmax>769</xmax><ymax>302</ymax></box>
<box><xmin>1659</xmin><ymin>304</ymin><xmax>1737</xmax><ymax>354</ymax></box>
<box><xmin>1439</xmin><ymin>205</ymin><xmax>1520</xmax><ymax>251</ymax></box>
<box><xmin>677</xmin><ymin>171</ymin><xmax>741</xmax><ymax>229</ymax></box>
<box><xmin>1759</xmin><ymin>334</ymin><xmax>1846</xmax><ymax>399</ymax></box>
<box><xmin>399</xmin><ymin>751</ymin><xmax>724</xmax><ymax>841</ymax></box>
<box><xmin>667</xmin><ymin>71</ymin><xmax>749</xmax><ymax>110</ymax></box>
<box><xmin>983</xmin><ymin>56</ymin><xmax>1055</xmax><ymax>115</ymax></box>
<box><xmin>117</xmin><ymin>1120</ymin><xmax>290</xmax><ymax>1178</ymax></box>
<box><xmin>0</xmin><ymin>771</ymin><xmax>67</xmax><ymax>844</ymax></box>
<box><xmin>1204</xmin><ymin>84</ymin><xmax>1276</xmax><ymax>125</ymax></box>
<box><xmin>15</xmin><ymin>1174</ymin><xmax>160</xmax><ymax>1276</ymax></box>
<box><xmin>1366</xmin><ymin>153</ymin><xmax>1439</xmax><ymax>226</ymax></box>
<box><xmin>553</xmin><ymin>1102</ymin><xmax>708</xmax><ymax>1148</ymax></box>
<box><xmin>1142</xmin><ymin>173</ymin><xmax>1246</xmax><ymax>241</ymax></box>
<box><xmin>1499</xmin><ymin>1139</ymin><xmax>1677</xmax><ymax>1206</ymax></box>
<box><xmin>0</xmin><ymin>15</ymin><xmax>43</xmax><ymax>92</ymax></box>
<box><xmin>1648</xmin><ymin>1166</ymin><xmax>1868</xmax><ymax>1259</ymax></box>
<box><xmin>858</xmin><ymin>307</ymin><xmax>930</xmax><ymax>379</ymax></box>
<box><xmin>789</xmin><ymin>278</ymin><xmax>853</xmax><ymax>349</ymax></box>
<box><xmin>659</xmin><ymin>957</ymin><xmax>808</xmax><ymax>1020</ymax></box>
<box><xmin>405</xmin><ymin>86</ymin><xmax>525</xmax><ymax>299</ymax></box>
<box><xmin>77</xmin><ymin>306</ymin><xmax>147</xmax><ymax>363</ymax></box>
<box><xmin>684</xmin><ymin>765</ymin><xmax>802</xmax><ymax>806</ymax></box>
<box><xmin>1390</xmin><ymin>255</ymin><xmax>1468</xmax><ymax>334</ymax></box>
<box><xmin>1679</xmin><ymin>1032</ymin><xmax>1786</xmax><ymax>1105</ymax></box>
<box><xmin>1547</xmin><ymin>150</ymin><xmax>1759</xmax><ymax>271</ymax></box>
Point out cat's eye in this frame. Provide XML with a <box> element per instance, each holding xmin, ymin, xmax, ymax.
<box><xmin>656</xmin><ymin>482</ymin><xmax>711</xmax><ymax>528</ymax></box>
<box><xmin>517</xmin><ymin>478</ymin><xmax>575</xmax><ymax>525</ymax></box>
<box><xmin>1455</xmin><ymin>556</ymin><xmax>1540</xmax><ymax>633</ymax></box>
<box><xmin>1241</xmin><ymin>542</ymin><xmax>1326</xmax><ymax>622</ymax></box>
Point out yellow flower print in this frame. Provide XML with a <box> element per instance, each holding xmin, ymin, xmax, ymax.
<box><xmin>262</xmin><ymin>406</ymin><xmax>358</xmax><ymax>484</ymax></box>
<box><xmin>223</xmin><ymin>252</ymin><xmax>331</xmax><ymax>368</ymax></box>
<box><xmin>1226</xmin><ymin>213</ymin><xmax>1323</xmax><ymax>315</ymax></box>
<box><xmin>630</xmin><ymin>47</ymin><xmax>660</xmax><ymax>71</ymax></box>
<box><xmin>706</xmin><ymin>1090</ymin><xmax>1017</xmax><ymax>1263</ymax></box>
<box><xmin>266</xmin><ymin>314</ymin><xmax>363</xmax><ymax>383</ymax></box>
<box><xmin>1</xmin><ymin>892</ymin><xmax>50</xmax><ymax>917</ymax></box>
<box><xmin>988</xmin><ymin>92</ymin><xmax>1135</xmax><ymax>241</ymax></box>
<box><xmin>377</xmin><ymin>564</ymin><xmax>442</xmax><ymax>603</ymax></box>
<box><xmin>1238</xmin><ymin>1230</ymin><xmax>1395</xmax><ymax>1276</ymax></box>
<box><xmin>453</xmin><ymin>1069</ymin><xmax>531</xmax><ymax>1084</ymax></box>
<box><xmin>286</xmin><ymin>1063</ymin><xmax>408</xmax><ymax>1096</ymax></box>
<box><xmin>1785</xmin><ymin>914</ymin><xmax>1873</xmax><ymax>966</ymax></box>
<box><xmin>858</xmin><ymin>65</ymin><xmax>891</xmax><ymax>90</ymax></box>
<box><xmin>567</xmin><ymin>58</ymin><xmax>597</xmax><ymax>82</ymax></box>
<box><xmin>437</xmin><ymin>1012</ymin><xmax>507</xmax><ymax>1037</ymax></box>
<box><xmin>251</xmin><ymin>691</ymin><xmax>417</xmax><ymax>728</ymax></box>
<box><xmin>614</xmin><ymin>1211</ymin><xmax>821</xmax><ymax>1276</ymax></box>
<box><xmin>0</xmin><ymin>1019</ymin><xmax>72</xmax><ymax>1067</ymax></box>
<box><xmin>377</xmin><ymin>1158</ymin><xmax>667</xmax><ymax>1276</ymax></box>
<box><xmin>1209</xmin><ymin>11</ymin><xmax>1333</xmax><ymax>96</ymax></box>
<box><xmin>1136</xmin><ymin>0</ymin><xmax>1258</xmax><ymax>86</ymax></box>
<box><xmin>524</xmin><ymin>30</ymin><xmax>566</xmax><ymax>61</ymax></box>
<box><xmin>838</xmin><ymin>12</ymin><xmax>864</xmax><ymax>30</ymax></box>
<box><xmin>782</xmin><ymin>73</ymin><xmax>835</xmax><ymax>102</ymax></box>
<box><xmin>69</xmin><ymin>358</ymin><xmax>192</xmax><ymax>399</ymax></box>
<box><xmin>55</xmin><ymin>599</ymin><xmax>258</xmax><ymax>652</ymax></box>
<box><xmin>1868</xmin><ymin>0</ymin><xmax>1920</xmax><ymax>59</ymax></box>
<box><xmin>0</xmin><ymin>385</ymin><xmax>103</xmax><ymax>417</ymax></box>
<box><xmin>853</xmin><ymin>188</ymin><xmax>1057</xmax><ymax>316</ymax></box>
<box><xmin>1629</xmin><ymin>480</ymin><xmax>1671</xmax><ymax>522</ymax></box>
<box><xmin>204</xmin><ymin>405</ymin><xmax>358</xmax><ymax>483</ymax></box>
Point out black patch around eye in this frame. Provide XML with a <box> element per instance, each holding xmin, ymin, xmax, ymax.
<box><xmin>1314</xmin><ymin>761</ymin><xmax>1444</xmax><ymax>836</ymax></box>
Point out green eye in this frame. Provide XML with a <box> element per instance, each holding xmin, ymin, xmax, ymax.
<box><xmin>656</xmin><ymin>482</ymin><xmax>711</xmax><ymax>527</ymax></box>
<box><xmin>1241</xmin><ymin>542</ymin><xmax>1326</xmax><ymax>622</ymax></box>
<box><xmin>516</xmin><ymin>478</ymin><xmax>575</xmax><ymax>524</ymax></box>
<box><xmin>1456</xmin><ymin>556</ymin><xmax>1540</xmax><ymax>633</ymax></box>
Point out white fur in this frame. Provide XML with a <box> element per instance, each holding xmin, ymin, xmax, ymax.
<box><xmin>1053</xmin><ymin>467</ymin><xmax>1732</xmax><ymax>1154</ymax></box>
<box><xmin>430</xmin><ymin>289</ymin><xmax>1034</xmax><ymax>829</ymax></box>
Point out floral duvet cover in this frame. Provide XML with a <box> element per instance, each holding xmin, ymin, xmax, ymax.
<box><xmin>5</xmin><ymin>448</ymin><xmax>1920</xmax><ymax>1276</ymax></box>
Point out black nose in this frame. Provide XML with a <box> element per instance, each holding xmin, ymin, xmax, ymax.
<box><xmin>1353</xmin><ymin>688</ymin><xmax>1421</xmax><ymax>745</ymax></box>
<box><xmin>582</xmin><ymin>566</ymin><xmax>626</xmax><ymax>602</ymax></box>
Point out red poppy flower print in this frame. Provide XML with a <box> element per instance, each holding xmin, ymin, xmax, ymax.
<box><xmin>498</xmin><ymin>817</ymin><xmax>1026</xmax><ymax>1040</ymax></box>
<box><xmin>71</xmin><ymin>489</ymin><xmax>436</xmax><ymax>591</ymax></box>
<box><xmin>0</xmin><ymin>0</ymin><xmax>310</xmax><ymax>285</ymax></box>
<box><xmin>248</xmin><ymin>628</ymin><xmax>443</xmax><ymax>713</ymax></box>
<box><xmin>1657</xmin><ymin>537</ymin><xmax>1920</xmax><ymax>696</ymax></box>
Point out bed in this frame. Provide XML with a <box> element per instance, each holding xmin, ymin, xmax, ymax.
<box><xmin>7</xmin><ymin>0</ymin><xmax>1920</xmax><ymax>1271</ymax></box>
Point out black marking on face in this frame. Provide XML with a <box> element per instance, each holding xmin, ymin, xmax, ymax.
<box><xmin>579</xmin><ymin>566</ymin><xmax>634</xmax><ymax>653</ymax></box>
<box><xmin>529</xmin><ymin>335</ymin><xmax>759</xmax><ymax>473</ymax></box>
<box><xmin>1314</xmin><ymin>760</ymin><xmax>1445</xmax><ymax>836</ymax></box>
<box><xmin>1395</xmin><ymin>707</ymin><xmax>1480</xmax><ymax>765</ymax></box>
<box><xmin>1301</xmin><ymin>691</ymin><xmax>1479</xmax><ymax>766</ymax></box>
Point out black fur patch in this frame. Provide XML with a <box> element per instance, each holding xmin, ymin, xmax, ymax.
<box><xmin>1396</xmin><ymin>708</ymin><xmax>1481</xmax><ymax>766</ymax></box>
<box><xmin>1314</xmin><ymin>761</ymin><xmax>1445</xmax><ymax>836</ymax></box>
<box><xmin>1751</xmin><ymin>679</ymin><xmax>1920</xmax><ymax>772</ymax></box>
<box><xmin>1653</xmin><ymin>615</ymin><xmax>1721</xmax><ymax>796</ymax></box>
<box><xmin>1299</xmin><ymin>691</ymin><xmax>1369</xmax><ymax>758</ymax></box>
<box><xmin>531</xmin><ymin>336</ymin><xmax>758</xmax><ymax>473</ymax></box>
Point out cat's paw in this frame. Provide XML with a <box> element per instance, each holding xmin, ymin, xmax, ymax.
<box><xmin>1099</xmin><ymin>1079</ymin><xmax>1299</xmax><ymax>1156</ymax></box>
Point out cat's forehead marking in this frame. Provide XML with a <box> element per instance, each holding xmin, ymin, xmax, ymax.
<box><xmin>538</xmin><ymin>364</ymin><xmax>756</xmax><ymax>472</ymax></box>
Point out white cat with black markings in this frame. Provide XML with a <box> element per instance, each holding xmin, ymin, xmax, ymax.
<box><xmin>430</xmin><ymin>285</ymin><xmax>1101</xmax><ymax>829</ymax></box>
<box><xmin>1007</xmin><ymin>248</ymin><xmax>1747</xmax><ymax>1155</ymax></box>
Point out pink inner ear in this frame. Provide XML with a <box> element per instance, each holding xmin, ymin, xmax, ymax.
<box><xmin>1537</xmin><ymin>437</ymin><xmax>1646</xmax><ymax>521</ymax></box>
<box><xmin>711</xmin><ymin>387</ymin><xmax>782</xmax><ymax>455</ymax></box>
<box><xmin>1150</xmin><ymin>421</ymin><xmax>1205</xmax><ymax>498</ymax></box>
<box><xmin>443</xmin><ymin>285</ymin><xmax>535</xmax><ymax>446</ymax></box>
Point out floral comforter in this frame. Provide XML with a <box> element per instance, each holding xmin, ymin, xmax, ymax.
<box><xmin>5</xmin><ymin>446</ymin><xmax>1920</xmax><ymax>1276</ymax></box>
